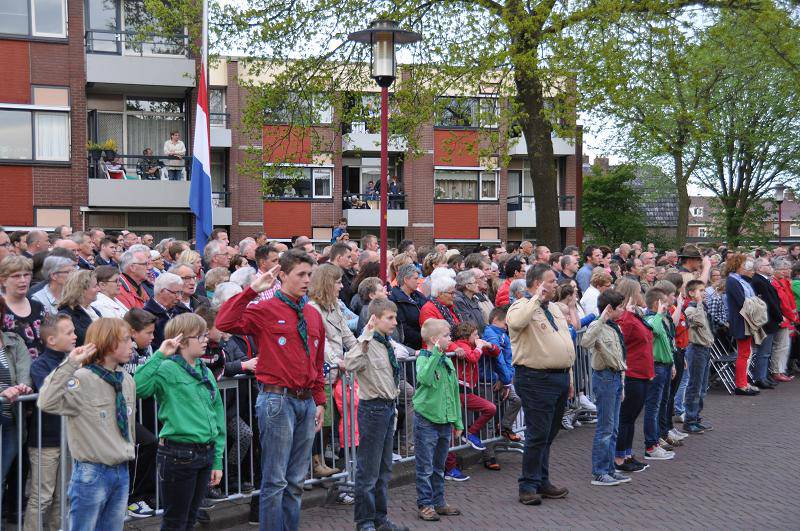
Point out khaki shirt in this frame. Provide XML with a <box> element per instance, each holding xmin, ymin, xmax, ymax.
<box><xmin>38</xmin><ymin>358</ymin><xmax>136</xmax><ymax>465</ymax></box>
<box><xmin>344</xmin><ymin>330</ymin><xmax>400</xmax><ymax>401</ymax></box>
<box><xmin>581</xmin><ymin>320</ymin><xmax>627</xmax><ymax>372</ymax></box>
<box><xmin>685</xmin><ymin>303</ymin><xmax>714</xmax><ymax>347</ymax></box>
<box><xmin>507</xmin><ymin>296</ymin><xmax>575</xmax><ymax>370</ymax></box>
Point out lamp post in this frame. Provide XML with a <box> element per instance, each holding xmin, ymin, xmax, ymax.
<box><xmin>348</xmin><ymin>20</ymin><xmax>421</xmax><ymax>282</ymax></box>
<box><xmin>775</xmin><ymin>184</ymin><xmax>786</xmax><ymax>246</ymax></box>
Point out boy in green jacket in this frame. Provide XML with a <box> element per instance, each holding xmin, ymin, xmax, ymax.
<box><xmin>642</xmin><ymin>288</ymin><xmax>676</xmax><ymax>461</ymax></box>
<box><xmin>135</xmin><ymin>313</ymin><xmax>226</xmax><ymax>530</ymax></box>
<box><xmin>413</xmin><ymin>318</ymin><xmax>463</xmax><ymax>522</ymax></box>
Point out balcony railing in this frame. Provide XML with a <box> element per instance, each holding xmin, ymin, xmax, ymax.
<box><xmin>212</xmin><ymin>190</ymin><xmax>230</xmax><ymax>208</ymax></box>
<box><xmin>506</xmin><ymin>194</ymin><xmax>575</xmax><ymax>211</ymax></box>
<box><xmin>343</xmin><ymin>192</ymin><xmax>406</xmax><ymax>210</ymax></box>
<box><xmin>210</xmin><ymin>113</ymin><xmax>230</xmax><ymax>128</ymax></box>
<box><xmin>85</xmin><ymin>29</ymin><xmax>189</xmax><ymax>57</ymax></box>
<box><xmin>87</xmin><ymin>153</ymin><xmax>192</xmax><ymax>181</ymax></box>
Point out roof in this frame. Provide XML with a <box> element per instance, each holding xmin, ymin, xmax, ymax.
<box><xmin>630</xmin><ymin>165</ymin><xmax>678</xmax><ymax>228</ymax></box>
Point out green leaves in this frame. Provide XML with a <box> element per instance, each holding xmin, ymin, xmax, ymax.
<box><xmin>583</xmin><ymin>164</ymin><xmax>648</xmax><ymax>244</ymax></box>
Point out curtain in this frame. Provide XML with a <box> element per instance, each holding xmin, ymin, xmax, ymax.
<box><xmin>127</xmin><ymin>114</ymin><xmax>184</xmax><ymax>158</ymax></box>
<box><xmin>434</xmin><ymin>170</ymin><xmax>478</xmax><ymax>200</ymax></box>
<box><xmin>35</xmin><ymin>113</ymin><xmax>69</xmax><ymax>161</ymax></box>
<box><xmin>480</xmin><ymin>172</ymin><xmax>497</xmax><ymax>199</ymax></box>
<box><xmin>96</xmin><ymin>112</ymin><xmax>124</xmax><ymax>149</ymax></box>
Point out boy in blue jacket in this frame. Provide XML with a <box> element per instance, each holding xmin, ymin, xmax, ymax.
<box><xmin>481</xmin><ymin>307</ymin><xmax>522</xmax><ymax>450</ymax></box>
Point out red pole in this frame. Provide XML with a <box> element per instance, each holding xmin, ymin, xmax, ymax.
<box><xmin>779</xmin><ymin>202</ymin><xmax>783</xmax><ymax>246</ymax></box>
<box><xmin>379</xmin><ymin>85</ymin><xmax>389</xmax><ymax>282</ymax></box>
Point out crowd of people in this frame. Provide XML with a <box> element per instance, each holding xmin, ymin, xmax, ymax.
<box><xmin>0</xmin><ymin>223</ymin><xmax>798</xmax><ymax>530</ymax></box>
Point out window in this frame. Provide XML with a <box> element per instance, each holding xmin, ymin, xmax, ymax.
<box><xmin>0</xmin><ymin>86</ymin><xmax>70</xmax><ymax>162</ymax></box>
<box><xmin>263</xmin><ymin>166</ymin><xmax>332</xmax><ymax>199</ymax></box>
<box><xmin>209</xmin><ymin>89</ymin><xmax>227</xmax><ymax>127</ymax></box>
<box><xmin>125</xmin><ymin>98</ymin><xmax>185</xmax><ymax>158</ymax></box>
<box><xmin>697</xmin><ymin>227</ymin><xmax>707</xmax><ymax>238</ymax></box>
<box><xmin>434</xmin><ymin>169</ymin><xmax>498</xmax><ymax>201</ymax></box>
<box><xmin>265</xmin><ymin>92</ymin><xmax>332</xmax><ymax>125</ymax></box>
<box><xmin>435</xmin><ymin>96</ymin><xmax>498</xmax><ymax>128</ymax></box>
<box><xmin>480</xmin><ymin>171</ymin><xmax>497</xmax><ymax>200</ymax></box>
<box><xmin>690</xmin><ymin>206</ymin><xmax>704</xmax><ymax>217</ymax></box>
<box><xmin>790</xmin><ymin>225</ymin><xmax>800</xmax><ymax>237</ymax></box>
<box><xmin>0</xmin><ymin>0</ymin><xmax>65</xmax><ymax>38</ymax></box>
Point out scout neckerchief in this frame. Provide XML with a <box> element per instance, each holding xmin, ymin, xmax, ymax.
<box><xmin>170</xmin><ymin>355</ymin><xmax>216</xmax><ymax>401</ymax></box>
<box><xmin>85</xmin><ymin>364</ymin><xmax>129</xmax><ymax>441</ymax></box>
<box><xmin>275</xmin><ymin>290</ymin><xmax>309</xmax><ymax>357</ymax></box>
<box><xmin>540</xmin><ymin>300</ymin><xmax>559</xmax><ymax>332</ymax></box>
<box><xmin>371</xmin><ymin>332</ymin><xmax>400</xmax><ymax>385</ymax></box>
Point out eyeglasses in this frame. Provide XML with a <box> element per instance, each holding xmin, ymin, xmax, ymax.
<box><xmin>7</xmin><ymin>272</ymin><xmax>32</xmax><ymax>280</ymax></box>
<box><xmin>131</xmin><ymin>262</ymin><xmax>148</xmax><ymax>267</ymax></box>
<box><xmin>0</xmin><ymin>243</ymin><xmax>10</xmax><ymax>248</ymax></box>
<box><xmin>440</xmin><ymin>290</ymin><xmax>456</xmax><ymax>295</ymax></box>
<box><xmin>162</xmin><ymin>288</ymin><xmax>181</xmax><ymax>295</ymax></box>
<box><xmin>185</xmin><ymin>333</ymin><xmax>209</xmax><ymax>341</ymax></box>
<box><xmin>53</xmin><ymin>270</ymin><xmax>73</xmax><ymax>276</ymax></box>
<box><xmin>180</xmin><ymin>275</ymin><xmax>197</xmax><ymax>281</ymax></box>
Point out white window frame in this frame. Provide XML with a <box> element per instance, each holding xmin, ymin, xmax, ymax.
<box><xmin>690</xmin><ymin>206</ymin><xmax>704</xmax><ymax>217</ymax></box>
<box><xmin>790</xmin><ymin>225</ymin><xmax>800</xmax><ymax>237</ymax></box>
<box><xmin>697</xmin><ymin>226</ymin><xmax>707</xmax><ymax>238</ymax></box>
<box><xmin>479</xmin><ymin>170</ymin><xmax>498</xmax><ymax>200</ymax></box>
<box><xmin>30</xmin><ymin>0</ymin><xmax>67</xmax><ymax>38</ymax></box>
<box><xmin>263</xmin><ymin>165</ymin><xmax>333</xmax><ymax>199</ymax></box>
<box><xmin>0</xmin><ymin>88</ymin><xmax>71</xmax><ymax>162</ymax></box>
<box><xmin>312</xmin><ymin>167</ymin><xmax>333</xmax><ymax>198</ymax></box>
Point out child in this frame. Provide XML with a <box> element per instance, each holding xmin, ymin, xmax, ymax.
<box><xmin>342</xmin><ymin>298</ymin><xmax>407</xmax><ymax>531</ymax></box>
<box><xmin>642</xmin><ymin>288</ymin><xmax>675</xmax><ymax>460</ymax></box>
<box><xmin>413</xmin><ymin>318</ymin><xmax>463</xmax><ymax>522</ymax></box>
<box><xmin>122</xmin><ymin>308</ymin><xmax>156</xmax><ymax>375</ymax></box>
<box><xmin>38</xmin><ymin>317</ymin><xmax>137</xmax><ymax>531</ymax></box>
<box><xmin>481</xmin><ymin>306</ymin><xmax>522</xmax><ymax>443</ymax></box>
<box><xmin>683</xmin><ymin>280</ymin><xmax>715</xmax><ymax>434</ymax></box>
<box><xmin>580</xmin><ymin>290</ymin><xmax>630</xmax><ymax>486</ymax></box>
<box><xmin>134</xmin><ymin>313</ymin><xmax>226</xmax><ymax>530</ymax></box>
<box><xmin>332</xmin><ymin>218</ymin><xmax>348</xmax><ymax>242</ymax></box>
<box><xmin>25</xmin><ymin>315</ymin><xmax>69</xmax><ymax>531</ymax></box>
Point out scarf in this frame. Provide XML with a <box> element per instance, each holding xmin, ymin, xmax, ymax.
<box><xmin>275</xmin><ymin>290</ymin><xmax>309</xmax><ymax>357</ymax></box>
<box><xmin>85</xmin><ymin>364</ymin><xmax>129</xmax><ymax>441</ymax></box>
<box><xmin>431</xmin><ymin>298</ymin><xmax>458</xmax><ymax>331</ymax></box>
<box><xmin>371</xmin><ymin>332</ymin><xmax>400</xmax><ymax>386</ymax></box>
<box><xmin>540</xmin><ymin>301</ymin><xmax>559</xmax><ymax>332</ymax></box>
<box><xmin>730</xmin><ymin>272</ymin><xmax>756</xmax><ymax>298</ymax></box>
<box><xmin>607</xmin><ymin>321</ymin><xmax>627</xmax><ymax>362</ymax></box>
<box><xmin>170</xmin><ymin>355</ymin><xmax>217</xmax><ymax>401</ymax></box>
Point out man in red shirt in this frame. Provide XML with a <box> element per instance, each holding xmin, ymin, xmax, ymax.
<box><xmin>216</xmin><ymin>249</ymin><xmax>325</xmax><ymax>530</ymax></box>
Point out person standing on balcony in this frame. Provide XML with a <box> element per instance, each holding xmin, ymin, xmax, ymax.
<box><xmin>163</xmin><ymin>131</ymin><xmax>186</xmax><ymax>181</ymax></box>
<box><xmin>388</xmin><ymin>176</ymin><xmax>401</xmax><ymax>209</ymax></box>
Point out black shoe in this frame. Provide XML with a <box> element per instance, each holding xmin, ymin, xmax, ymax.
<box><xmin>766</xmin><ymin>377</ymin><xmax>779</xmax><ymax>386</ymax></box>
<box><xmin>614</xmin><ymin>461</ymin><xmax>638</xmax><ymax>473</ymax></box>
<box><xmin>248</xmin><ymin>498</ymin><xmax>259</xmax><ymax>526</ymax></box>
<box><xmin>734</xmin><ymin>387</ymin><xmax>759</xmax><ymax>396</ymax></box>
<box><xmin>196</xmin><ymin>509</ymin><xmax>211</xmax><ymax>524</ymax></box>
<box><xmin>627</xmin><ymin>457</ymin><xmax>649</xmax><ymax>471</ymax></box>
<box><xmin>377</xmin><ymin>520</ymin><xmax>410</xmax><ymax>531</ymax></box>
<box><xmin>199</xmin><ymin>498</ymin><xmax>216</xmax><ymax>510</ymax></box>
<box><xmin>754</xmin><ymin>380</ymin><xmax>775</xmax><ymax>390</ymax></box>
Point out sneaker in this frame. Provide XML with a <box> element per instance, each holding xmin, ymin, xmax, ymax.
<box><xmin>336</xmin><ymin>492</ymin><xmax>355</xmax><ymax>505</ymax></box>
<box><xmin>668</xmin><ymin>428</ymin><xmax>688</xmax><ymax>440</ymax></box>
<box><xmin>644</xmin><ymin>446</ymin><xmax>675</xmax><ymax>460</ymax></box>
<box><xmin>377</xmin><ymin>519</ymin><xmax>410</xmax><ymax>531</ymax></box>
<box><xmin>444</xmin><ymin>468</ymin><xmax>470</xmax><ymax>481</ymax></box>
<box><xmin>614</xmin><ymin>460</ymin><xmax>638</xmax><ymax>473</ymax></box>
<box><xmin>579</xmin><ymin>393</ymin><xmax>597</xmax><ymax>411</ymax></box>
<box><xmin>127</xmin><ymin>501</ymin><xmax>155</xmax><ymax>518</ymax></box>
<box><xmin>484</xmin><ymin>457</ymin><xmax>501</xmax><ymax>470</ymax></box>
<box><xmin>658</xmin><ymin>438</ymin><xmax>675</xmax><ymax>451</ymax></box>
<box><xmin>573</xmin><ymin>419</ymin><xmax>582</xmax><ymax>427</ymax></box>
<box><xmin>665</xmin><ymin>435</ymin><xmax>683</xmax><ymax>447</ymax></box>
<box><xmin>590</xmin><ymin>474</ymin><xmax>620</xmax><ymax>486</ymax></box>
<box><xmin>561</xmin><ymin>413</ymin><xmax>575</xmax><ymax>430</ymax></box>
<box><xmin>627</xmin><ymin>456</ymin><xmax>650</xmax><ymax>471</ymax></box>
<box><xmin>463</xmin><ymin>433</ymin><xmax>487</xmax><ymax>451</ymax></box>
<box><xmin>610</xmin><ymin>471</ymin><xmax>632</xmax><ymax>483</ymax></box>
<box><xmin>696</xmin><ymin>422</ymin><xmax>713</xmax><ymax>431</ymax></box>
<box><xmin>684</xmin><ymin>422</ymin><xmax>705</xmax><ymax>434</ymax></box>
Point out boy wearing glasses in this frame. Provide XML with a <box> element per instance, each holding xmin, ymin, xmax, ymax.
<box><xmin>135</xmin><ymin>313</ymin><xmax>226</xmax><ymax>530</ymax></box>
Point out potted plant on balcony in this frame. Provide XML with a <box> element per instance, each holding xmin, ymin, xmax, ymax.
<box><xmin>100</xmin><ymin>139</ymin><xmax>119</xmax><ymax>160</ymax></box>
<box><xmin>86</xmin><ymin>141</ymin><xmax>103</xmax><ymax>161</ymax></box>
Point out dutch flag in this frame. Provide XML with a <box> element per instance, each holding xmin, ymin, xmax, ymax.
<box><xmin>189</xmin><ymin>62</ymin><xmax>213</xmax><ymax>254</ymax></box>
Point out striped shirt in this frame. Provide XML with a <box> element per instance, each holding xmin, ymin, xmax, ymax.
<box><xmin>0</xmin><ymin>347</ymin><xmax>12</xmax><ymax>418</ymax></box>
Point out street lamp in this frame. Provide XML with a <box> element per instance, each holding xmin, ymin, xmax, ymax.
<box><xmin>348</xmin><ymin>20</ymin><xmax>421</xmax><ymax>282</ymax></box>
<box><xmin>775</xmin><ymin>184</ymin><xmax>786</xmax><ymax>246</ymax></box>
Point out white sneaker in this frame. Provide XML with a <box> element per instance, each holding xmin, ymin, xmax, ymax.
<box><xmin>644</xmin><ymin>446</ymin><xmax>675</xmax><ymax>460</ymax></box>
<box><xmin>669</xmin><ymin>428</ymin><xmax>688</xmax><ymax>440</ymax></box>
<box><xmin>561</xmin><ymin>413</ymin><xmax>575</xmax><ymax>430</ymax></box>
<box><xmin>579</xmin><ymin>393</ymin><xmax>597</xmax><ymax>412</ymax></box>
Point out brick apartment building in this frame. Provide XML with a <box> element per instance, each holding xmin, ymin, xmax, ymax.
<box><xmin>0</xmin><ymin>2</ymin><xmax>581</xmax><ymax>248</ymax></box>
<box><xmin>687</xmin><ymin>193</ymin><xmax>800</xmax><ymax>244</ymax></box>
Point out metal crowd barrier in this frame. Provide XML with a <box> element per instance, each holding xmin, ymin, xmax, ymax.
<box><xmin>0</xmin><ymin>336</ymin><xmax>601</xmax><ymax>529</ymax></box>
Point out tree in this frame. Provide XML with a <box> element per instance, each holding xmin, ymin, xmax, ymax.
<box><xmin>706</xmin><ymin>197</ymin><xmax>773</xmax><ymax>248</ymax></box>
<box><xmin>177</xmin><ymin>0</ymin><xmax>763</xmax><ymax>250</ymax></box>
<box><xmin>582</xmin><ymin>165</ymin><xmax>647</xmax><ymax>245</ymax></box>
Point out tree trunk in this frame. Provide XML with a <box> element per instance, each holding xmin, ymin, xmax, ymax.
<box><xmin>673</xmin><ymin>153</ymin><xmax>689</xmax><ymax>247</ymax></box>
<box><xmin>515</xmin><ymin>69</ymin><xmax>561</xmax><ymax>250</ymax></box>
<box><xmin>723</xmin><ymin>195</ymin><xmax>742</xmax><ymax>247</ymax></box>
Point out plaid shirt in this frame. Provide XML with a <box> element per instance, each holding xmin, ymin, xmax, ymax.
<box><xmin>249</xmin><ymin>270</ymin><xmax>281</xmax><ymax>305</ymax></box>
<box><xmin>705</xmin><ymin>289</ymin><xmax>728</xmax><ymax>327</ymax></box>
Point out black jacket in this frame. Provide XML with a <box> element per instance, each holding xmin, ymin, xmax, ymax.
<box><xmin>57</xmin><ymin>305</ymin><xmax>100</xmax><ymax>347</ymax></box>
<box><xmin>389</xmin><ymin>286</ymin><xmax>428</xmax><ymax>351</ymax></box>
<box><xmin>143</xmin><ymin>298</ymin><xmax>176</xmax><ymax>349</ymax></box>
<box><xmin>453</xmin><ymin>290</ymin><xmax>487</xmax><ymax>334</ymax></box>
<box><xmin>339</xmin><ymin>268</ymin><xmax>356</xmax><ymax>305</ymax></box>
<box><xmin>29</xmin><ymin>348</ymin><xmax>65</xmax><ymax>447</ymax></box>
<box><xmin>750</xmin><ymin>273</ymin><xmax>783</xmax><ymax>335</ymax></box>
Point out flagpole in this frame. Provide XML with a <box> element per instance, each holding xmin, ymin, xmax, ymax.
<box><xmin>202</xmin><ymin>0</ymin><xmax>208</xmax><ymax>72</ymax></box>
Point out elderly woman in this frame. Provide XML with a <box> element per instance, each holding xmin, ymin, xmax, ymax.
<box><xmin>0</xmin><ymin>255</ymin><xmax>47</xmax><ymax>358</ymax></box>
<box><xmin>724</xmin><ymin>254</ymin><xmax>760</xmax><ymax>395</ymax></box>
<box><xmin>389</xmin><ymin>264</ymin><xmax>427</xmax><ymax>351</ymax></box>
<box><xmin>453</xmin><ymin>268</ymin><xmax>487</xmax><ymax>334</ymax></box>
<box><xmin>204</xmin><ymin>267</ymin><xmax>231</xmax><ymax>299</ymax></box>
<box><xmin>92</xmin><ymin>265</ymin><xmax>129</xmax><ymax>318</ymax></box>
<box><xmin>56</xmin><ymin>270</ymin><xmax>101</xmax><ymax>346</ymax></box>
<box><xmin>418</xmin><ymin>273</ymin><xmax>460</xmax><ymax>341</ymax></box>
<box><xmin>176</xmin><ymin>249</ymin><xmax>204</xmax><ymax>282</ymax></box>
<box><xmin>508</xmin><ymin>278</ymin><xmax>527</xmax><ymax>304</ymax></box>
<box><xmin>31</xmin><ymin>256</ymin><xmax>74</xmax><ymax>315</ymax></box>
<box><xmin>769</xmin><ymin>258</ymin><xmax>796</xmax><ymax>383</ymax></box>
<box><xmin>581</xmin><ymin>269</ymin><xmax>613</xmax><ymax>316</ymax></box>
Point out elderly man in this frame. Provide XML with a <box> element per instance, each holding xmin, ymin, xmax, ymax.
<box><xmin>170</xmin><ymin>264</ymin><xmax>209</xmax><ymax>313</ymax></box>
<box><xmin>117</xmin><ymin>248</ymin><xmax>152</xmax><ymax>309</ymax></box>
<box><xmin>519</xmin><ymin>240</ymin><xmax>534</xmax><ymax>260</ymax></box>
<box><xmin>507</xmin><ymin>264</ymin><xmax>575</xmax><ymax>506</ymax></box>
<box><xmin>122</xmin><ymin>231</ymin><xmax>139</xmax><ymax>250</ymax></box>
<box><xmin>749</xmin><ymin>257</ymin><xmax>784</xmax><ymax>389</ymax></box>
<box><xmin>361</xmin><ymin>234</ymin><xmax>379</xmax><ymax>253</ymax></box>
<box><xmin>640</xmin><ymin>251</ymin><xmax>655</xmax><ymax>267</ymax></box>
<box><xmin>53</xmin><ymin>225</ymin><xmax>72</xmax><ymax>239</ymax></box>
<box><xmin>453</xmin><ymin>268</ymin><xmax>488</xmax><ymax>334</ymax></box>
<box><xmin>143</xmin><ymin>272</ymin><xmax>184</xmax><ymax>348</ymax></box>
<box><xmin>239</xmin><ymin>238</ymin><xmax>257</xmax><ymax>268</ymax></box>
<box><xmin>71</xmin><ymin>232</ymin><xmax>95</xmax><ymax>270</ymax></box>
<box><xmin>25</xmin><ymin>230</ymin><xmax>49</xmax><ymax>258</ymax></box>
<box><xmin>534</xmin><ymin>246</ymin><xmax>551</xmax><ymax>265</ymax></box>
<box><xmin>52</xmin><ymin>238</ymin><xmax>79</xmax><ymax>260</ymax></box>
<box><xmin>87</xmin><ymin>228</ymin><xmax>105</xmax><ymax>250</ymax></box>
<box><xmin>204</xmin><ymin>240</ymin><xmax>231</xmax><ymax>271</ymax></box>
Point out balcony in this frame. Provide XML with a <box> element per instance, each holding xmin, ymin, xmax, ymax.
<box><xmin>342</xmin><ymin>122</ymin><xmax>406</xmax><ymax>153</ymax></box>
<box><xmin>507</xmin><ymin>194</ymin><xmax>576</xmax><ymax>228</ymax></box>
<box><xmin>342</xmin><ymin>193</ymin><xmax>408</xmax><ymax>227</ymax></box>
<box><xmin>508</xmin><ymin>133</ymin><xmax>576</xmax><ymax>157</ymax></box>
<box><xmin>85</xmin><ymin>30</ymin><xmax>195</xmax><ymax>91</ymax></box>
<box><xmin>86</xmin><ymin>154</ymin><xmax>233</xmax><ymax>224</ymax></box>
<box><xmin>210</xmin><ymin>113</ymin><xmax>232</xmax><ymax>147</ymax></box>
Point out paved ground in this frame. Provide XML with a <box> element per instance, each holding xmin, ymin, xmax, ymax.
<box><xmin>284</xmin><ymin>380</ymin><xmax>800</xmax><ymax>530</ymax></box>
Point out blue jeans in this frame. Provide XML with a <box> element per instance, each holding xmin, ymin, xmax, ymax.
<box><xmin>514</xmin><ymin>367</ymin><xmax>569</xmax><ymax>494</ymax></box>
<box><xmin>684</xmin><ymin>344</ymin><xmax>712</xmax><ymax>423</ymax></box>
<box><xmin>68</xmin><ymin>461</ymin><xmax>129</xmax><ymax>531</ymax></box>
<box><xmin>0</xmin><ymin>422</ymin><xmax>19</xmax><ymax>481</ymax></box>
<box><xmin>157</xmin><ymin>442</ymin><xmax>214</xmax><ymax>531</ymax></box>
<box><xmin>644</xmin><ymin>364</ymin><xmax>671</xmax><ymax>449</ymax></box>
<box><xmin>168</xmin><ymin>169</ymin><xmax>183</xmax><ymax>180</ymax></box>
<box><xmin>354</xmin><ymin>399</ymin><xmax>396</xmax><ymax>528</ymax></box>
<box><xmin>257</xmin><ymin>391</ymin><xmax>316</xmax><ymax>531</ymax></box>
<box><xmin>754</xmin><ymin>332</ymin><xmax>775</xmax><ymax>382</ymax></box>
<box><xmin>591</xmin><ymin>369</ymin><xmax>622</xmax><ymax>476</ymax></box>
<box><xmin>413</xmin><ymin>413</ymin><xmax>451</xmax><ymax>508</ymax></box>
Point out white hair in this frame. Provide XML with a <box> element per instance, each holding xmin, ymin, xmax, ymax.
<box><xmin>42</xmin><ymin>256</ymin><xmax>75</xmax><ymax>282</ymax></box>
<box><xmin>154</xmin><ymin>271</ymin><xmax>183</xmax><ymax>296</ymax></box>
<box><xmin>229</xmin><ymin>266</ymin><xmax>256</xmax><ymax>287</ymax></box>
<box><xmin>430</xmin><ymin>275</ymin><xmax>456</xmax><ymax>298</ymax></box>
<box><xmin>509</xmin><ymin>279</ymin><xmax>527</xmax><ymax>298</ymax></box>
<box><xmin>128</xmin><ymin>244</ymin><xmax>150</xmax><ymax>255</ymax></box>
<box><xmin>212</xmin><ymin>281</ymin><xmax>243</xmax><ymax>309</ymax></box>
<box><xmin>238</xmin><ymin>238</ymin><xmax>256</xmax><ymax>255</ymax></box>
<box><xmin>204</xmin><ymin>240</ymin><xmax>226</xmax><ymax>263</ymax></box>
<box><xmin>118</xmin><ymin>249</ymin><xmax>148</xmax><ymax>272</ymax></box>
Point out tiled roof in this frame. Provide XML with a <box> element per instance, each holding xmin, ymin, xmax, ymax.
<box><xmin>631</xmin><ymin>166</ymin><xmax>678</xmax><ymax>228</ymax></box>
